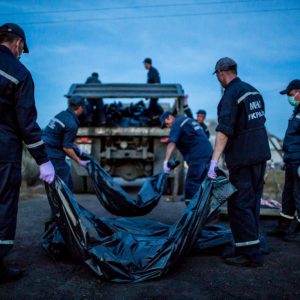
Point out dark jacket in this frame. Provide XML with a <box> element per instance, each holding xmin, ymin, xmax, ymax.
<box><xmin>147</xmin><ymin>66</ymin><xmax>161</xmax><ymax>84</ymax></box>
<box><xmin>216</xmin><ymin>77</ymin><xmax>271</xmax><ymax>169</ymax></box>
<box><xmin>169</xmin><ymin>115</ymin><xmax>212</xmax><ymax>164</ymax></box>
<box><xmin>42</xmin><ymin>108</ymin><xmax>79</xmax><ymax>160</ymax></box>
<box><xmin>0</xmin><ymin>45</ymin><xmax>48</xmax><ymax>164</ymax></box>
<box><xmin>184</xmin><ymin>105</ymin><xmax>210</xmax><ymax>138</ymax></box>
<box><xmin>85</xmin><ymin>76</ymin><xmax>101</xmax><ymax>84</ymax></box>
<box><xmin>283</xmin><ymin>106</ymin><xmax>300</xmax><ymax>164</ymax></box>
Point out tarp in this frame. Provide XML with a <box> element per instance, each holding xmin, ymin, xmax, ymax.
<box><xmin>85</xmin><ymin>155</ymin><xmax>176</xmax><ymax>216</ymax></box>
<box><xmin>43</xmin><ymin>175</ymin><xmax>236</xmax><ymax>283</ymax></box>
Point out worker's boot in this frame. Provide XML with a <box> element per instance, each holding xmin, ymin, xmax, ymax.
<box><xmin>224</xmin><ymin>253</ymin><xmax>264</xmax><ymax>267</ymax></box>
<box><xmin>0</xmin><ymin>258</ymin><xmax>24</xmax><ymax>284</ymax></box>
<box><xmin>267</xmin><ymin>217</ymin><xmax>292</xmax><ymax>237</ymax></box>
<box><xmin>284</xmin><ymin>219</ymin><xmax>300</xmax><ymax>242</ymax></box>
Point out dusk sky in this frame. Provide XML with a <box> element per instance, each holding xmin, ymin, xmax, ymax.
<box><xmin>1</xmin><ymin>0</ymin><xmax>299</xmax><ymax>138</ymax></box>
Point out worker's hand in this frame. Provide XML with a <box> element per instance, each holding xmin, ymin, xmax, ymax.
<box><xmin>79</xmin><ymin>159</ymin><xmax>90</xmax><ymax>168</ymax></box>
<box><xmin>184</xmin><ymin>94</ymin><xmax>189</xmax><ymax>106</ymax></box>
<box><xmin>163</xmin><ymin>160</ymin><xmax>171</xmax><ymax>174</ymax></box>
<box><xmin>39</xmin><ymin>161</ymin><xmax>55</xmax><ymax>184</ymax></box>
<box><xmin>207</xmin><ymin>160</ymin><xmax>218</xmax><ymax>179</ymax></box>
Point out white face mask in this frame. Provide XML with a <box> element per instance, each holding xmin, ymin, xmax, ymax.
<box><xmin>288</xmin><ymin>92</ymin><xmax>300</xmax><ymax>107</ymax></box>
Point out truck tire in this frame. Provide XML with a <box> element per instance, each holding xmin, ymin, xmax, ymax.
<box><xmin>71</xmin><ymin>162</ymin><xmax>87</xmax><ymax>193</ymax></box>
<box><xmin>22</xmin><ymin>149</ymin><xmax>39</xmax><ymax>186</ymax></box>
<box><xmin>174</xmin><ymin>164</ymin><xmax>185</xmax><ymax>196</ymax></box>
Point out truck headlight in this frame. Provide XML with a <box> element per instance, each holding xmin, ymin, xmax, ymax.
<box><xmin>120</xmin><ymin>141</ymin><xmax>128</xmax><ymax>149</ymax></box>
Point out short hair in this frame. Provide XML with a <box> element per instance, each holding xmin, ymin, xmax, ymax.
<box><xmin>0</xmin><ymin>32</ymin><xmax>19</xmax><ymax>44</ymax></box>
<box><xmin>227</xmin><ymin>66</ymin><xmax>237</xmax><ymax>75</ymax></box>
<box><xmin>69</xmin><ymin>103</ymin><xmax>83</xmax><ymax>110</ymax></box>
<box><xmin>143</xmin><ymin>58</ymin><xmax>152</xmax><ymax>65</ymax></box>
<box><xmin>197</xmin><ymin>109</ymin><xmax>206</xmax><ymax>116</ymax></box>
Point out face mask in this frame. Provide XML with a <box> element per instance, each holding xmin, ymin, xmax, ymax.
<box><xmin>288</xmin><ymin>96</ymin><xmax>299</xmax><ymax>107</ymax></box>
<box><xmin>16</xmin><ymin>48</ymin><xmax>24</xmax><ymax>60</ymax></box>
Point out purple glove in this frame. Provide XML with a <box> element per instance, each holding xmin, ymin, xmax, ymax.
<box><xmin>39</xmin><ymin>161</ymin><xmax>55</xmax><ymax>184</ymax></box>
<box><xmin>163</xmin><ymin>161</ymin><xmax>171</xmax><ymax>174</ymax></box>
<box><xmin>79</xmin><ymin>160</ymin><xmax>90</xmax><ymax>168</ymax></box>
<box><xmin>208</xmin><ymin>160</ymin><xmax>218</xmax><ymax>179</ymax></box>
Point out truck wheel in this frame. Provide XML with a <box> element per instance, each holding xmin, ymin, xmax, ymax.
<box><xmin>71</xmin><ymin>163</ymin><xmax>86</xmax><ymax>193</ymax></box>
<box><xmin>86</xmin><ymin>177</ymin><xmax>95</xmax><ymax>193</ymax></box>
<box><xmin>22</xmin><ymin>151</ymin><xmax>39</xmax><ymax>186</ymax></box>
<box><xmin>175</xmin><ymin>164</ymin><xmax>185</xmax><ymax>195</ymax></box>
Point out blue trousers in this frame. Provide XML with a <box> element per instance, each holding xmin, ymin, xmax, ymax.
<box><xmin>185</xmin><ymin>161</ymin><xmax>208</xmax><ymax>200</ymax></box>
<box><xmin>228</xmin><ymin>163</ymin><xmax>266</xmax><ymax>256</ymax></box>
<box><xmin>281</xmin><ymin>162</ymin><xmax>300</xmax><ymax>218</ymax></box>
<box><xmin>0</xmin><ymin>163</ymin><xmax>21</xmax><ymax>257</ymax></box>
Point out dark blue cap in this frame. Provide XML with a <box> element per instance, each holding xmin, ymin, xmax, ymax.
<box><xmin>160</xmin><ymin>111</ymin><xmax>172</xmax><ymax>128</ymax></box>
<box><xmin>280</xmin><ymin>79</ymin><xmax>300</xmax><ymax>95</ymax></box>
<box><xmin>0</xmin><ymin>23</ymin><xmax>29</xmax><ymax>53</ymax></box>
<box><xmin>197</xmin><ymin>109</ymin><xmax>206</xmax><ymax>116</ymax></box>
<box><xmin>69</xmin><ymin>96</ymin><xmax>85</xmax><ymax>106</ymax></box>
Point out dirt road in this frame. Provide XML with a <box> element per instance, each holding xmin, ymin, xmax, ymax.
<box><xmin>0</xmin><ymin>190</ymin><xmax>299</xmax><ymax>300</ymax></box>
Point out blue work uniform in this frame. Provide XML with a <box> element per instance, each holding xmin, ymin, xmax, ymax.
<box><xmin>216</xmin><ymin>77</ymin><xmax>271</xmax><ymax>257</ymax></box>
<box><xmin>0</xmin><ymin>45</ymin><xmax>48</xmax><ymax>257</ymax></box>
<box><xmin>147</xmin><ymin>66</ymin><xmax>161</xmax><ymax>117</ymax></box>
<box><xmin>43</xmin><ymin>108</ymin><xmax>80</xmax><ymax>190</ymax></box>
<box><xmin>184</xmin><ymin>105</ymin><xmax>210</xmax><ymax>138</ymax></box>
<box><xmin>281</xmin><ymin>106</ymin><xmax>300</xmax><ymax>220</ymax></box>
<box><xmin>169</xmin><ymin>115</ymin><xmax>212</xmax><ymax>199</ymax></box>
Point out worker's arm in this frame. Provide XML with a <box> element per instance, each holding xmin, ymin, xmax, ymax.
<box><xmin>63</xmin><ymin>147</ymin><xmax>81</xmax><ymax>164</ymax></box>
<box><xmin>16</xmin><ymin>72</ymin><xmax>49</xmax><ymax>165</ymax></box>
<box><xmin>208</xmin><ymin>131</ymin><xmax>229</xmax><ymax>178</ymax></box>
<box><xmin>163</xmin><ymin>142</ymin><xmax>176</xmax><ymax>173</ymax></box>
<box><xmin>212</xmin><ymin>131</ymin><xmax>228</xmax><ymax>161</ymax></box>
<box><xmin>165</xmin><ymin>142</ymin><xmax>176</xmax><ymax>162</ymax></box>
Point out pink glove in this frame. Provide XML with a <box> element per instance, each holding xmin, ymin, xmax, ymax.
<box><xmin>208</xmin><ymin>160</ymin><xmax>218</xmax><ymax>179</ymax></box>
<box><xmin>79</xmin><ymin>160</ymin><xmax>90</xmax><ymax>168</ymax></box>
<box><xmin>163</xmin><ymin>161</ymin><xmax>171</xmax><ymax>174</ymax></box>
<box><xmin>39</xmin><ymin>161</ymin><xmax>55</xmax><ymax>184</ymax></box>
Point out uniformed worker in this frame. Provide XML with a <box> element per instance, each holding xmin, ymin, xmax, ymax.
<box><xmin>269</xmin><ymin>80</ymin><xmax>300</xmax><ymax>241</ymax></box>
<box><xmin>43</xmin><ymin>96</ymin><xmax>90</xmax><ymax>191</ymax></box>
<box><xmin>208</xmin><ymin>57</ymin><xmax>271</xmax><ymax>267</ymax></box>
<box><xmin>143</xmin><ymin>58</ymin><xmax>162</xmax><ymax>122</ymax></box>
<box><xmin>0</xmin><ymin>23</ymin><xmax>55</xmax><ymax>283</ymax></box>
<box><xmin>160</xmin><ymin>111</ymin><xmax>212</xmax><ymax>202</ymax></box>
<box><xmin>196</xmin><ymin>110</ymin><xmax>210</xmax><ymax>139</ymax></box>
<box><xmin>183</xmin><ymin>96</ymin><xmax>210</xmax><ymax>139</ymax></box>
<box><xmin>85</xmin><ymin>72</ymin><xmax>106</xmax><ymax>126</ymax></box>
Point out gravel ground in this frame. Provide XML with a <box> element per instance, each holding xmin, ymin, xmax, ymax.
<box><xmin>0</xmin><ymin>188</ymin><xmax>299</xmax><ymax>300</ymax></box>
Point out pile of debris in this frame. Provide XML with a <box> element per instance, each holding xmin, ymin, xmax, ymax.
<box><xmin>81</xmin><ymin>100</ymin><xmax>164</xmax><ymax>127</ymax></box>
